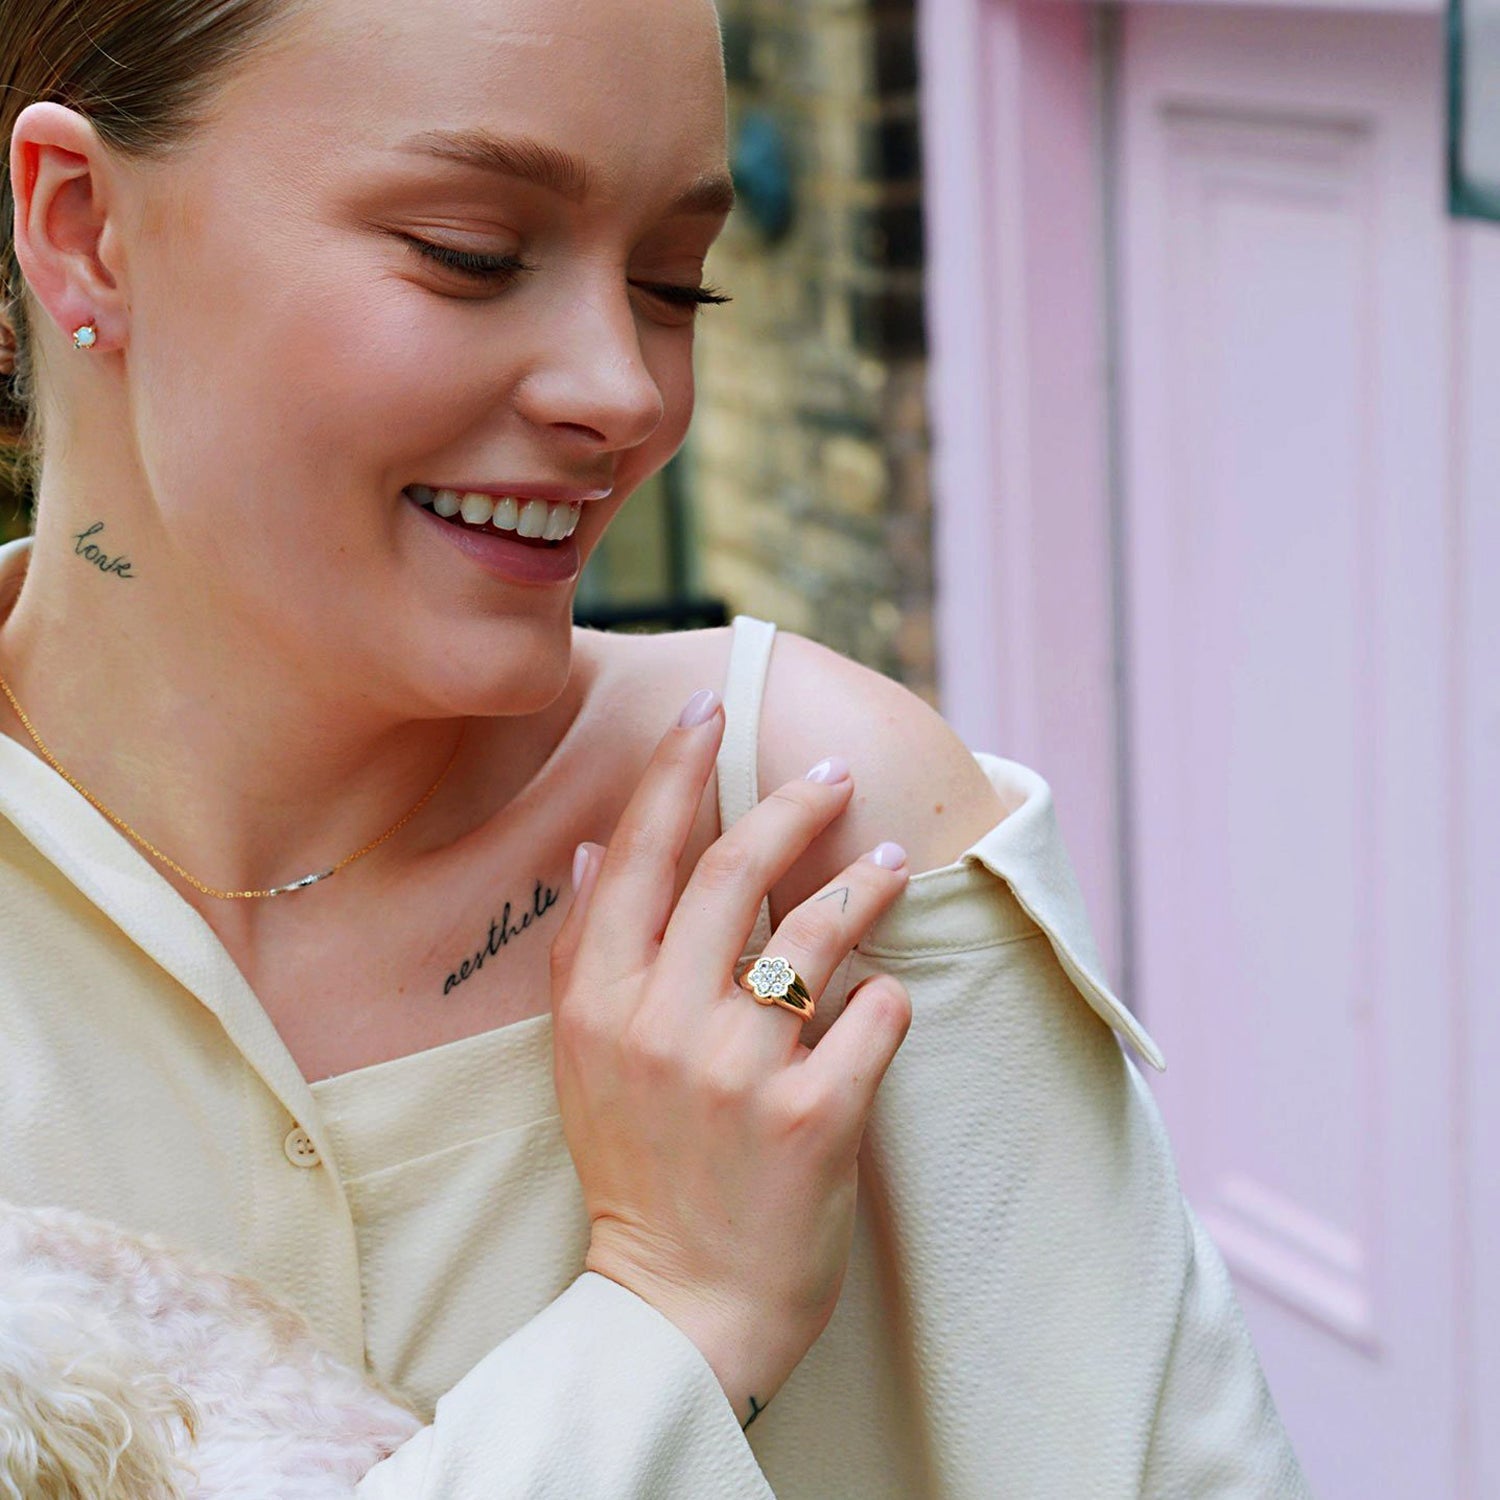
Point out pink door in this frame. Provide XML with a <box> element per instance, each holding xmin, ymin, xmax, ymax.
<box><xmin>920</xmin><ymin>0</ymin><xmax>1498</xmax><ymax>1492</ymax></box>
<box><xmin>1116</xmin><ymin>7</ymin><xmax>1462</xmax><ymax>1494</ymax></box>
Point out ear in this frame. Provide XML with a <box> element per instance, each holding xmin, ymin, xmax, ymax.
<box><xmin>9</xmin><ymin>102</ymin><xmax>128</xmax><ymax>358</ymax></box>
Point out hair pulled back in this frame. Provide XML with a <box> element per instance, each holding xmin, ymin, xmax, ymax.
<box><xmin>0</xmin><ymin>0</ymin><xmax>298</xmax><ymax>495</ymax></box>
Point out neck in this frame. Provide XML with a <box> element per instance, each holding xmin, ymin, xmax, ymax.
<box><xmin>0</xmin><ymin>507</ymin><xmax>585</xmax><ymax>907</ymax></box>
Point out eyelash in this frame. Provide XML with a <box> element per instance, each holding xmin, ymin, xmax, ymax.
<box><xmin>402</xmin><ymin>236</ymin><xmax>733</xmax><ymax>311</ymax></box>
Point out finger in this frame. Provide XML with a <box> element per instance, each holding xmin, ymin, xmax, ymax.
<box><xmin>791</xmin><ymin>973</ymin><xmax>913</xmax><ymax>1145</ymax></box>
<box><xmin>704</xmin><ymin>842</ymin><xmax>911</xmax><ymax>1070</ymax></box>
<box><xmin>581</xmin><ymin>690</ymin><xmax>725</xmax><ymax>975</ymax></box>
<box><xmin>549</xmin><ymin>840</ymin><xmax>603</xmax><ymax>984</ymax></box>
<box><xmin>656</xmin><ymin>763</ymin><xmax>858</xmax><ymax>984</ymax></box>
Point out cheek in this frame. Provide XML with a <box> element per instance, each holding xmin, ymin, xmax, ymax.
<box><xmin>262</xmin><ymin>285</ymin><xmax>468</xmax><ymax>485</ymax></box>
<box><xmin>137</xmin><ymin>277</ymin><xmax>463</xmax><ymax>520</ymax></box>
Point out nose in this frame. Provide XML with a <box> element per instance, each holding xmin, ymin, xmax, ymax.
<box><xmin>514</xmin><ymin>270</ymin><xmax>668</xmax><ymax>454</ymax></box>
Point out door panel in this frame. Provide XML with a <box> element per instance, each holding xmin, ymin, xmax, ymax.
<box><xmin>1456</xmin><ymin>224</ymin><xmax>1500</xmax><ymax>1500</ymax></box>
<box><xmin>1114</xmin><ymin>9</ymin><xmax>1457</xmax><ymax>1494</ymax></box>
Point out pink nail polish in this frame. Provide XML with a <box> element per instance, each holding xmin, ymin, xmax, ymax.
<box><xmin>572</xmin><ymin>843</ymin><xmax>592</xmax><ymax>889</ymax></box>
<box><xmin>804</xmin><ymin>755</ymin><xmax>851</xmax><ymax>784</ymax></box>
<box><xmin>870</xmin><ymin>841</ymin><xmax>907</xmax><ymax>869</ymax></box>
<box><xmin>678</xmin><ymin>688</ymin><xmax>720</xmax><ymax>727</ymax></box>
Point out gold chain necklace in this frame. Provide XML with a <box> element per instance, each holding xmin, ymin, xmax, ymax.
<box><xmin>0</xmin><ymin>669</ymin><xmax>464</xmax><ymax>899</ymax></box>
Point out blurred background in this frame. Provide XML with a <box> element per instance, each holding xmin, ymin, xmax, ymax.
<box><xmin>4</xmin><ymin>0</ymin><xmax>1495</xmax><ymax>1492</ymax></box>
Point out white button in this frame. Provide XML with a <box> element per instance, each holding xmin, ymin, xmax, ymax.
<box><xmin>283</xmin><ymin>1126</ymin><xmax>321</xmax><ymax>1168</ymax></box>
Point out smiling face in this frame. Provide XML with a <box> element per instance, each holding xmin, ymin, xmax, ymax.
<box><xmin>112</xmin><ymin>0</ymin><xmax>731</xmax><ymax>716</ymax></box>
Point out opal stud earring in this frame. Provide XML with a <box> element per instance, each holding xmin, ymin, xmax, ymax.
<box><xmin>71</xmin><ymin>322</ymin><xmax>98</xmax><ymax>349</ymax></box>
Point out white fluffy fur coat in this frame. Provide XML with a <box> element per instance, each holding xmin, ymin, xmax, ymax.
<box><xmin>0</xmin><ymin>1200</ymin><xmax>423</xmax><ymax>1499</ymax></box>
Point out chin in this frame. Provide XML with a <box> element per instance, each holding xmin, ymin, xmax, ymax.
<box><xmin>398</xmin><ymin>616</ymin><xmax>578</xmax><ymax>721</ymax></box>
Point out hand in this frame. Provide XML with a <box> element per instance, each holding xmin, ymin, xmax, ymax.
<box><xmin>548</xmin><ymin>687</ymin><xmax>913</xmax><ymax>1429</ymax></box>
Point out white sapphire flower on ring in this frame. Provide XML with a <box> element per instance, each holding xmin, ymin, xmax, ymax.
<box><xmin>741</xmin><ymin>954</ymin><xmax>814</xmax><ymax>1020</ymax></box>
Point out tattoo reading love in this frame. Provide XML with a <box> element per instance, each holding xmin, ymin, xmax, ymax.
<box><xmin>72</xmin><ymin>522</ymin><xmax>135</xmax><ymax>579</ymax></box>
<box><xmin>443</xmin><ymin>877</ymin><xmax>561</xmax><ymax>996</ymax></box>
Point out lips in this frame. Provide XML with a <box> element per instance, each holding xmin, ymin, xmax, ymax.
<box><xmin>405</xmin><ymin>488</ymin><xmax>583</xmax><ymax>585</ymax></box>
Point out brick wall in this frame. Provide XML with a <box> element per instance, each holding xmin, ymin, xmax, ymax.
<box><xmin>693</xmin><ymin>0</ymin><xmax>937</xmax><ymax>705</ymax></box>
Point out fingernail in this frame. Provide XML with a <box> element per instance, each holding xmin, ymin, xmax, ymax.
<box><xmin>678</xmin><ymin>688</ymin><xmax>720</xmax><ymax>727</ymax></box>
<box><xmin>868</xmin><ymin>841</ymin><xmax>907</xmax><ymax>869</ymax></box>
<box><xmin>803</xmin><ymin>755</ymin><xmax>850</xmax><ymax>784</ymax></box>
<box><xmin>572</xmin><ymin>842</ymin><xmax>592</xmax><ymax>889</ymax></box>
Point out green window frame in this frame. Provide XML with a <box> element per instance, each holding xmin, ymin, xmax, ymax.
<box><xmin>573</xmin><ymin>445</ymin><xmax>728</xmax><ymax>633</ymax></box>
<box><xmin>1450</xmin><ymin>0</ymin><xmax>1500</xmax><ymax>219</ymax></box>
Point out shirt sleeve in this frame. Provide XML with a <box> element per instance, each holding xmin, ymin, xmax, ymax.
<box><xmin>823</xmin><ymin>760</ymin><xmax>1312</xmax><ymax>1496</ymax></box>
<box><xmin>1139</xmin><ymin>1204</ymin><xmax>1315</xmax><ymax>1497</ymax></box>
<box><xmin>354</xmin><ymin>1271</ymin><xmax>775</xmax><ymax>1499</ymax></box>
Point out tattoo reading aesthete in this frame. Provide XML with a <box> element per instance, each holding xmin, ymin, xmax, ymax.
<box><xmin>442</xmin><ymin>877</ymin><xmax>561</xmax><ymax>995</ymax></box>
<box><xmin>72</xmin><ymin>521</ymin><xmax>136</xmax><ymax>579</ymax></box>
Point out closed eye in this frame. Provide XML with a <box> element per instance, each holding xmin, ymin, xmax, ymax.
<box><xmin>632</xmin><ymin>279</ymin><xmax>733</xmax><ymax>308</ymax></box>
<box><xmin>403</xmin><ymin>236</ymin><xmax>538</xmax><ymax>282</ymax></box>
<box><xmin>401</xmin><ymin>236</ymin><xmax>732</xmax><ymax>310</ymax></box>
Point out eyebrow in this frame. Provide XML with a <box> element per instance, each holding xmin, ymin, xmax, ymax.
<box><xmin>395</xmin><ymin>128</ymin><xmax>737</xmax><ymax>217</ymax></box>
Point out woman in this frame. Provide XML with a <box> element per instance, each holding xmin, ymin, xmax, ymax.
<box><xmin>0</xmin><ymin>0</ymin><xmax>1310</xmax><ymax>1493</ymax></box>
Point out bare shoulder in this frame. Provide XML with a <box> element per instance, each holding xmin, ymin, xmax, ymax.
<box><xmin>755</xmin><ymin>629</ymin><xmax>1009</xmax><ymax>893</ymax></box>
<box><xmin>579</xmin><ymin>620</ymin><xmax>1009</xmax><ymax>924</ymax></box>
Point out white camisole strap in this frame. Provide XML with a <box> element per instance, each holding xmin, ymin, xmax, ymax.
<box><xmin>715</xmin><ymin>613</ymin><xmax>778</xmax><ymax>955</ymax></box>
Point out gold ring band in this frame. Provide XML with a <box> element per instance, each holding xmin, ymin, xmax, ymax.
<box><xmin>739</xmin><ymin>955</ymin><xmax>816</xmax><ymax>1022</ymax></box>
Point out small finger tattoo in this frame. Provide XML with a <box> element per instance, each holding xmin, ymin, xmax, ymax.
<box><xmin>815</xmin><ymin>884</ymin><xmax>851</xmax><ymax>913</ymax></box>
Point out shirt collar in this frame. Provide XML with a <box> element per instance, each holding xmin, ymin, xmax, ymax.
<box><xmin>967</xmin><ymin>756</ymin><xmax>1164</xmax><ymax>1071</ymax></box>
<box><xmin>856</xmin><ymin>752</ymin><xmax>1166</xmax><ymax>1072</ymax></box>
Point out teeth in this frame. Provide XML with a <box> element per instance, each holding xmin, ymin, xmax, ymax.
<box><xmin>459</xmin><ymin>492</ymin><xmax>495</xmax><ymax>525</ymax></box>
<box><xmin>409</xmin><ymin>486</ymin><xmax>583</xmax><ymax>542</ymax></box>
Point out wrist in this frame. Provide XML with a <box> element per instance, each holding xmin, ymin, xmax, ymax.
<box><xmin>582</xmin><ymin>1259</ymin><xmax>797</xmax><ymax>1427</ymax></box>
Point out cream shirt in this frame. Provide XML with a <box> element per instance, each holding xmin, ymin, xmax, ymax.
<box><xmin>0</xmin><ymin>536</ymin><xmax>1309</xmax><ymax>1496</ymax></box>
